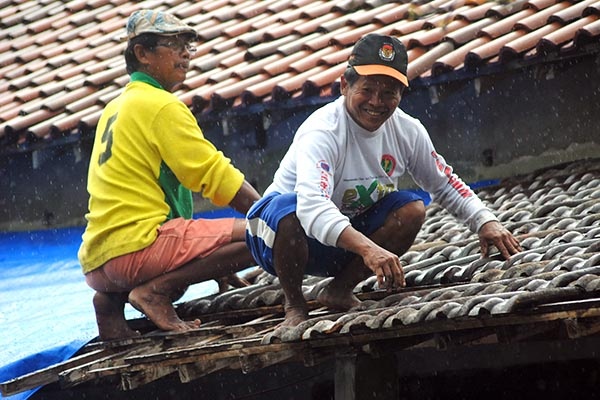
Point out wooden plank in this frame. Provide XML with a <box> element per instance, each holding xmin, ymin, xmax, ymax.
<box><xmin>123</xmin><ymin>337</ymin><xmax>266</xmax><ymax>366</ymax></box>
<box><xmin>563</xmin><ymin>316</ymin><xmax>600</xmax><ymax>339</ymax></box>
<box><xmin>59</xmin><ymin>343</ymin><xmax>165</xmax><ymax>388</ymax></box>
<box><xmin>178</xmin><ymin>357</ymin><xmax>238</xmax><ymax>383</ymax></box>
<box><xmin>238</xmin><ymin>348</ymin><xmax>297</xmax><ymax>374</ymax></box>
<box><xmin>121</xmin><ymin>365</ymin><xmax>178</xmax><ymax>391</ymax></box>
<box><xmin>0</xmin><ymin>348</ymin><xmax>111</xmax><ymax>397</ymax></box>
<box><xmin>59</xmin><ymin>341</ymin><xmax>306</xmax><ymax>388</ymax></box>
<box><xmin>498</xmin><ymin>321</ymin><xmax>562</xmax><ymax>343</ymax></box>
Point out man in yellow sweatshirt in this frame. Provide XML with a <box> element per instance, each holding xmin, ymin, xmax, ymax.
<box><xmin>78</xmin><ymin>10</ymin><xmax>260</xmax><ymax>341</ymax></box>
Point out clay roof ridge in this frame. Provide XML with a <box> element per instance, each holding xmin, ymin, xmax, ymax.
<box><xmin>537</xmin><ymin>13</ymin><xmax>600</xmax><ymax>53</ymax></box>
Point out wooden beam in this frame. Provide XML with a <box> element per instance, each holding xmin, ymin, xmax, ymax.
<box><xmin>0</xmin><ymin>348</ymin><xmax>110</xmax><ymax>397</ymax></box>
<box><xmin>334</xmin><ymin>352</ymin><xmax>399</xmax><ymax>400</ymax></box>
<box><xmin>239</xmin><ymin>348</ymin><xmax>297</xmax><ymax>374</ymax></box>
<box><xmin>563</xmin><ymin>316</ymin><xmax>600</xmax><ymax>339</ymax></box>
<box><xmin>178</xmin><ymin>358</ymin><xmax>238</xmax><ymax>383</ymax></box>
<box><xmin>121</xmin><ymin>365</ymin><xmax>178</xmax><ymax>390</ymax></box>
<box><xmin>335</xmin><ymin>353</ymin><xmax>357</xmax><ymax>400</ymax></box>
<box><xmin>392</xmin><ymin>335</ymin><xmax>600</xmax><ymax>375</ymax></box>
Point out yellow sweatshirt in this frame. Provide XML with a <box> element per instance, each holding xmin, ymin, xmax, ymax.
<box><xmin>78</xmin><ymin>72</ymin><xmax>244</xmax><ymax>273</ymax></box>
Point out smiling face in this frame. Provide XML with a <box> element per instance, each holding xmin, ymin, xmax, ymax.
<box><xmin>341</xmin><ymin>73</ymin><xmax>404</xmax><ymax>132</ymax></box>
<box><xmin>133</xmin><ymin>35</ymin><xmax>195</xmax><ymax>92</ymax></box>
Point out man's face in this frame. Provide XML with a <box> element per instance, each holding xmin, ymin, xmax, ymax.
<box><xmin>141</xmin><ymin>35</ymin><xmax>195</xmax><ymax>92</ymax></box>
<box><xmin>341</xmin><ymin>74</ymin><xmax>403</xmax><ymax>132</ymax></box>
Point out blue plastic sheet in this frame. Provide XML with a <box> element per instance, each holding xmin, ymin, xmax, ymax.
<box><xmin>0</xmin><ymin>227</ymin><xmax>97</xmax><ymax>399</ymax></box>
<box><xmin>0</xmin><ymin>209</ymin><xmax>242</xmax><ymax>399</ymax></box>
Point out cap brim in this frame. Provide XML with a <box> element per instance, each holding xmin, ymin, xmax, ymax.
<box><xmin>353</xmin><ymin>64</ymin><xmax>408</xmax><ymax>87</ymax></box>
<box><xmin>157</xmin><ymin>29</ymin><xmax>198</xmax><ymax>39</ymax></box>
<box><xmin>122</xmin><ymin>29</ymin><xmax>198</xmax><ymax>42</ymax></box>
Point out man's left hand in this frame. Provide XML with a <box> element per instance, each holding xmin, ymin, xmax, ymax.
<box><xmin>478</xmin><ymin>221</ymin><xmax>522</xmax><ymax>259</ymax></box>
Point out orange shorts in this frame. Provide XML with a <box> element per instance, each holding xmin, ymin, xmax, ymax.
<box><xmin>85</xmin><ymin>217</ymin><xmax>235</xmax><ymax>292</ymax></box>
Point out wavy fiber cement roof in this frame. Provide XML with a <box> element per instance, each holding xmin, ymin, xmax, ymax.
<box><xmin>1</xmin><ymin>0</ymin><xmax>600</xmax><ymax>152</ymax></box>
<box><xmin>2</xmin><ymin>157</ymin><xmax>599</xmax><ymax>396</ymax></box>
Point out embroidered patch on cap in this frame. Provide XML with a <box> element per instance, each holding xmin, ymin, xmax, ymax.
<box><xmin>379</xmin><ymin>43</ymin><xmax>395</xmax><ymax>62</ymax></box>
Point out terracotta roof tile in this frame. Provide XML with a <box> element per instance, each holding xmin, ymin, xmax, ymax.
<box><xmin>409</xmin><ymin>41</ymin><xmax>455</xmax><ymax>79</ymax></box>
<box><xmin>1</xmin><ymin>0</ymin><xmax>598</xmax><ymax>148</ymax></box>
<box><xmin>500</xmin><ymin>22</ymin><xmax>562</xmax><ymax>62</ymax></box>
<box><xmin>264</xmin><ymin>18</ymin><xmax>308</xmax><ymax>41</ymax></box>
<box><xmin>539</xmin><ymin>13</ymin><xmax>600</xmax><ymax>51</ymax></box>
<box><xmin>0</xmin><ymin>102</ymin><xmax>23</xmax><ymax>122</ymax></box>
<box><xmin>549</xmin><ymin>0</ymin><xmax>600</xmax><ymax>23</ymax></box>
<box><xmin>575</xmin><ymin>17</ymin><xmax>600</xmax><ymax>44</ymax></box>
<box><xmin>408</xmin><ymin>20</ymin><xmax>470</xmax><ymax>49</ymax></box>
<box><xmin>301</xmin><ymin>1</ymin><xmax>337</xmax><ymax>18</ymax></box>
<box><xmin>455</xmin><ymin>1</ymin><xmax>497</xmax><ymax>20</ymax></box>
<box><xmin>293</xmin><ymin>12</ymin><xmax>344</xmax><ymax>35</ymax></box>
<box><xmin>248</xmin><ymin>33</ymin><xmax>301</xmax><ymax>57</ymax></box>
<box><xmin>347</xmin><ymin>3</ymin><xmax>399</xmax><ymax>25</ymax></box>
<box><xmin>445</xmin><ymin>17</ymin><xmax>496</xmax><ymax>45</ymax></box>
<box><xmin>479</xmin><ymin>8</ymin><xmax>534</xmax><ymax>38</ymax></box>
<box><xmin>223</xmin><ymin>14</ymin><xmax>268</xmax><ymax>37</ymax></box>
<box><xmin>211</xmin><ymin>73</ymin><xmax>269</xmax><ymax>109</ymax></box>
<box><xmin>516</xmin><ymin>1</ymin><xmax>571</xmax><ymax>30</ymax></box>
<box><xmin>465</xmin><ymin>30</ymin><xmax>527</xmax><ymax>67</ymax></box>
<box><xmin>432</xmin><ymin>36</ymin><xmax>491</xmax><ymax>75</ymax></box>
<box><xmin>261</xmin><ymin>52</ymin><xmax>304</xmax><ymax>76</ymax></box>
<box><xmin>488</xmin><ymin>0</ymin><xmax>529</xmax><ymax>17</ymax></box>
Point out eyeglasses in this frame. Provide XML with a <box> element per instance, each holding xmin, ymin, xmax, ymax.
<box><xmin>155</xmin><ymin>40</ymin><xmax>197</xmax><ymax>55</ymax></box>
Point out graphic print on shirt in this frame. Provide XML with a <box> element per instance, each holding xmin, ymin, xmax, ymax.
<box><xmin>98</xmin><ymin>113</ymin><xmax>118</xmax><ymax>165</ymax></box>
<box><xmin>341</xmin><ymin>179</ymin><xmax>395</xmax><ymax>214</ymax></box>
<box><xmin>381</xmin><ymin>154</ymin><xmax>396</xmax><ymax>176</ymax></box>
<box><xmin>335</xmin><ymin>154</ymin><xmax>399</xmax><ymax>215</ymax></box>
<box><xmin>431</xmin><ymin>150</ymin><xmax>472</xmax><ymax>198</ymax></box>
<box><xmin>317</xmin><ymin>160</ymin><xmax>332</xmax><ymax>199</ymax></box>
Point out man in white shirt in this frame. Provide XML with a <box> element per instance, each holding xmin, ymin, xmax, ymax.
<box><xmin>246</xmin><ymin>34</ymin><xmax>522</xmax><ymax>326</ymax></box>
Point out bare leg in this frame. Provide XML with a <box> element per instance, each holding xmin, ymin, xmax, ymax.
<box><xmin>128</xmin><ymin>241</ymin><xmax>256</xmax><ymax>334</ymax></box>
<box><xmin>318</xmin><ymin>201</ymin><xmax>426</xmax><ymax>310</ymax></box>
<box><xmin>272</xmin><ymin>214</ymin><xmax>310</xmax><ymax>327</ymax></box>
<box><xmin>93</xmin><ymin>291</ymin><xmax>140</xmax><ymax>341</ymax></box>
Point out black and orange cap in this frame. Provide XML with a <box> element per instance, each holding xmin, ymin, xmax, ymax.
<box><xmin>348</xmin><ymin>33</ymin><xmax>409</xmax><ymax>87</ymax></box>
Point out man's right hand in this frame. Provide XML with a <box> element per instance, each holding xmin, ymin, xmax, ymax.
<box><xmin>336</xmin><ymin>225</ymin><xmax>405</xmax><ymax>290</ymax></box>
<box><xmin>363</xmin><ymin>246</ymin><xmax>406</xmax><ymax>290</ymax></box>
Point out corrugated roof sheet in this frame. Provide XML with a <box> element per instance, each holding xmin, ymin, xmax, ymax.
<box><xmin>2</xmin><ymin>157</ymin><xmax>599</xmax><ymax>396</ymax></box>
<box><xmin>1</xmin><ymin>0</ymin><xmax>599</xmax><ymax>151</ymax></box>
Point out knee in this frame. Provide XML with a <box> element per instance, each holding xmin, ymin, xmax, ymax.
<box><xmin>276</xmin><ymin>214</ymin><xmax>305</xmax><ymax>242</ymax></box>
<box><xmin>274</xmin><ymin>213</ymin><xmax>308</xmax><ymax>255</ymax></box>
<box><xmin>395</xmin><ymin>200</ymin><xmax>426</xmax><ymax>232</ymax></box>
<box><xmin>94</xmin><ymin>291</ymin><xmax>127</xmax><ymax>313</ymax></box>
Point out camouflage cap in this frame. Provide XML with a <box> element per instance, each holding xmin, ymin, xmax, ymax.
<box><xmin>124</xmin><ymin>9</ymin><xmax>197</xmax><ymax>40</ymax></box>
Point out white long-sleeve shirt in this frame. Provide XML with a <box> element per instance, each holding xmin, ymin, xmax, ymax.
<box><xmin>265</xmin><ymin>96</ymin><xmax>497</xmax><ymax>247</ymax></box>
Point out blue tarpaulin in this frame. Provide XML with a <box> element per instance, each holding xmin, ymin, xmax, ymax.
<box><xmin>0</xmin><ymin>209</ymin><xmax>242</xmax><ymax>399</ymax></box>
<box><xmin>0</xmin><ymin>227</ymin><xmax>97</xmax><ymax>399</ymax></box>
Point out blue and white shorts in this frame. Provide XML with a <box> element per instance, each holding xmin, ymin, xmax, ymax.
<box><xmin>245</xmin><ymin>190</ymin><xmax>424</xmax><ymax>277</ymax></box>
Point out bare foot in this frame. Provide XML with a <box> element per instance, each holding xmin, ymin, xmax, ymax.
<box><xmin>128</xmin><ymin>286</ymin><xmax>201</xmax><ymax>333</ymax></box>
<box><xmin>93</xmin><ymin>292</ymin><xmax>140</xmax><ymax>341</ymax></box>
<box><xmin>316</xmin><ymin>285</ymin><xmax>361</xmax><ymax>311</ymax></box>
<box><xmin>280</xmin><ymin>305</ymin><xmax>309</xmax><ymax>327</ymax></box>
